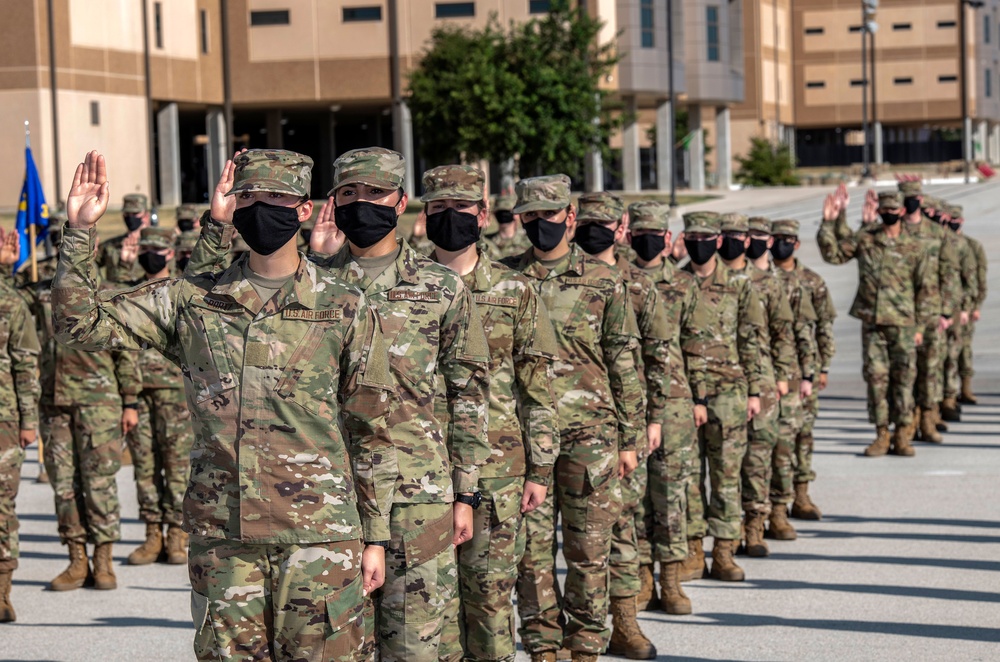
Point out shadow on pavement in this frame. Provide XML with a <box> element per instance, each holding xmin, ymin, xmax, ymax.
<box><xmin>740</xmin><ymin>578</ymin><xmax>1000</xmax><ymax>604</ymax></box>
<box><xmin>802</xmin><ymin>530</ymin><xmax>1000</xmax><ymax>544</ymax></box>
<box><xmin>824</xmin><ymin>515</ymin><xmax>1000</xmax><ymax>529</ymax></box>
<box><xmin>15</xmin><ymin>616</ymin><xmax>192</xmax><ymax>629</ymax></box>
<box><xmin>769</xmin><ymin>552</ymin><xmax>1000</xmax><ymax>573</ymax></box>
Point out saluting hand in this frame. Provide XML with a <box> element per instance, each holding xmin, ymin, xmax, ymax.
<box><xmin>311</xmin><ymin>198</ymin><xmax>346</xmax><ymax>255</ymax></box>
<box><xmin>67</xmin><ymin>151</ymin><xmax>110</xmax><ymax>229</ymax></box>
<box><xmin>821</xmin><ymin>194</ymin><xmax>839</xmax><ymax>223</ymax></box>
<box><xmin>0</xmin><ymin>228</ymin><xmax>20</xmax><ymax>267</ymax></box>
<box><xmin>211</xmin><ymin>149</ymin><xmax>245</xmax><ymax>225</ymax></box>
<box><xmin>120</xmin><ymin>231</ymin><xmax>139</xmax><ymax>265</ymax></box>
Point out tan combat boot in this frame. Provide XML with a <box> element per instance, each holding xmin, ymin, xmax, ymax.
<box><xmin>607</xmin><ymin>596</ymin><xmax>657</xmax><ymax>659</ymax></box>
<box><xmin>659</xmin><ymin>560</ymin><xmax>692</xmax><ymax>615</ymax></box>
<box><xmin>941</xmin><ymin>397</ymin><xmax>961</xmax><ymax>422</ymax></box>
<box><xmin>709</xmin><ymin>539</ymin><xmax>745</xmax><ymax>582</ymax></box>
<box><xmin>128</xmin><ymin>523</ymin><xmax>164</xmax><ymax>565</ymax></box>
<box><xmin>768</xmin><ymin>503</ymin><xmax>797</xmax><ymax>540</ymax></box>
<box><xmin>637</xmin><ymin>563</ymin><xmax>658</xmax><ymax>611</ymax></box>
<box><xmin>892</xmin><ymin>423</ymin><xmax>916</xmax><ymax>457</ymax></box>
<box><xmin>931</xmin><ymin>404</ymin><xmax>948</xmax><ymax>432</ymax></box>
<box><xmin>912</xmin><ymin>407</ymin><xmax>923</xmax><ymax>440</ymax></box>
<box><xmin>0</xmin><ymin>570</ymin><xmax>14</xmax><ymax>622</ymax></box>
<box><xmin>960</xmin><ymin>376</ymin><xmax>978</xmax><ymax>405</ymax></box>
<box><xmin>863</xmin><ymin>426</ymin><xmax>891</xmax><ymax>456</ymax></box>
<box><xmin>919</xmin><ymin>407</ymin><xmax>943</xmax><ymax>443</ymax></box>
<box><xmin>50</xmin><ymin>540</ymin><xmax>91</xmax><ymax>591</ymax></box>
<box><xmin>679</xmin><ymin>537</ymin><xmax>706</xmax><ymax>582</ymax></box>
<box><xmin>529</xmin><ymin>653</ymin><xmax>557</xmax><ymax>662</ymax></box>
<box><xmin>791</xmin><ymin>482</ymin><xmax>823</xmax><ymax>520</ymax></box>
<box><xmin>570</xmin><ymin>655</ymin><xmax>599</xmax><ymax>662</ymax></box>
<box><xmin>744</xmin><ymin>511</ymin><xmax>769</xmax><ymax>556</ymax></box>
<box><xmin>36</xmin><ymin>466</ymin><xmax>49</xmax><ymax>484</ymax></box>
<box><xmin>92</xmin><ymin>543</ymin><xmax>117</xmax><ymax>590</ymax></box>
<box><xmin>165</xmin><ymin>525</ymin><xmax>189</xmax><ymax>565</ymax></box>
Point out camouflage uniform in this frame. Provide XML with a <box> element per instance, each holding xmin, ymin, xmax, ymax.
<box><xmin>420</xmin><ymin>165</ymin><xmax>560</xmax><ymax>662</ymax></box>
<box><xmin>484</xmin><ymin>194</ymin><xmax>533</xmax><ymax>260</ymax></box>
<box><xmin>817</xmin><ymin>192</ymin><xmax>934</xmax><ymax>430</ymax></box>
<box><xmin>960</xmin><ymin>234</ymin><xmax>987</xmax><ymax>383</ymax></box>
<box><xmin>55</xmin><ymin>150</ymin><xmax>398</xmax><ymax>661</ymax></box>
<box><xmin>96</xmin><ymin>193</ymin><xmax>147</xmax><ymax>283</ymax></box>
<box><xmin>680</xmin><ymin>213</ymin><xmax>765</xmax><ymax>544</ymax></box>
<box><xmin>943</xmin><ymin>219</ymin><xmax>979</xmax><ymax>402</ymax></box>
<box><xmin>504</xmin><ymin>175</ymin><xmax>646</xmax><ymax>656</ymax></box>
<box><xmin>176</xmin><ymin>204</ymin><xmax>201</xmax><ymax>233</ymax></box>
<box><xmin>0</xmin><ymin>280</ymin><xmax>41</xmax><ymax>573</ymax></box>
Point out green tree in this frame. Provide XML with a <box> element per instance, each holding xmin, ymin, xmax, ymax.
<box><xmin>735</xmin><ymin>137</ymin><xmax>800</xmax><ymax>187</ymax></box>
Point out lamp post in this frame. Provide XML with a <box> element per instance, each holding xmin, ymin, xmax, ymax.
<box><xmin>960</xmin><ymin>0</ymin><xmax>985</xmax><ymax>184</ymax></box>
<box><xmin>666</xmin><ymin>0</ymin><xmax>677</xmax><ymax>209</ymax></box>
<box><xmin>861</xmin><ymin>0</ymin><xmax>878</xmax><ymax>180</ymax></box>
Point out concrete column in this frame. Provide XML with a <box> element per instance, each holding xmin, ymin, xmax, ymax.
<box><xmin>584</xmin><ymin>149</ymin><xmax>604</xmax><ymax>193</ymax></box>
<box><xmin>688</xmin><ymin>106</ymin><xmax>705</xmax><ymax>192</ymax></box>
<box><xmin>990</xmin><ymin>122</ymin><xmax>1000</xmax><ymax>164</ymax></box>
<box><xmin>656</xmin><ymin>99</ymin><xmax>674</xmax><ymax>193</ymax></box>
<box><xmin>266</xmin><ymin>109</ymin><xmax>283</xmax><ymax>149</ymax></box>
<box><xmin>499</xmin><ymin>158</ymin><xmax>516</xmax><ymax>195</ymax></box>
<box><xmin>715</xmin><ymin>106</ymin><xmax>732</xmax><ymax>190</ymax></box>
<box><xmin>974</xmin><ymin>120</ymin><xmax>988</xmax><ymax>161</ymax></box>
<box><xmin>205</xmin><ymin>107</ymin><xmax>227</xmax><ymax>194</ymax></box>
<box><xmin>785</xmin><ymin>126</ymin><xmax>797</xmax><ymax>163</ymax></box>
<box><xmin>392</xmin><ymin>100</ymin><xmax>415</xmax><ymax>197</ymax></box>
<box><xmin>622</xmin><ymin>96</ymin><xmax>641</xmax><ymax>192</ymax></box>
<box><xmin>963</xmin><ymin>117</ymin><xmax>973</xmax><ymax>170</ymax></box>
<box><xmin>156</xmin><ymin>102</ymin><xmax>181</xmax><ymax>207</ymax></box>
<box><xmin>873</xmin><ymin>121</ymin><xmax>884</xmax><ymax>165</ymax></box>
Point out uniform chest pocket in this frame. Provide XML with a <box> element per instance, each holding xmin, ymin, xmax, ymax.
<box><xmin>476</xmin><ymin>301</ymin><xmax>517</xmax><ymax>367</ymax></box>
<box><xmin>382</xmin><ymin>291</ymin><xmax>441</xmax><ymax>393</ymax></box>
<box><xmin>274</xmin><ymin>321</ymin><xmax>340</xmax><ymax>414</ymax></box>
<box><xmin>186</xmin><ymin>306</ymin><xmax>239</xmax><ymax>404</ymax></box>
<box><xmin>542</xmin><ymin>284</ymin><xmax>594</xmax><ymax>339</ymax></box>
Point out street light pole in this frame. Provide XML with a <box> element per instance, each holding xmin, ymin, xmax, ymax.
<box><xmin>861</xmin><ymin>20</ymin><xmax>870</xmax><ymax>179</ymax></box>
<box><xmin>666</xmin><ymin>0</ymin><xmax>677</xmax><ymax>208</ymax></box>
<box><xmin>960</xmin><ymin>1</ymin><xmax>985</xmax><ymax>184</ymax></box>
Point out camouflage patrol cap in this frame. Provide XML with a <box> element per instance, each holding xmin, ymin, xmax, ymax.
<box><xmin>948</xmin><ymin>205</ymin><xmax>963</xmax><ymax>219</ymax></box>
<box><xmin>628</xmin><ymin>201</ymin><xmax>671</xmax><ymax>231</ymax></box>
<box><xmin>720</xmin><ymin>213</ymin><xmax>749</xmax><ymax>233</ymax></box>
<box><xmin>683</xmin><ymin>211</ymin><xmax>721</xmax><ymax>234</ymax></box>
<box><xmin>898</xmin><ymin>180</ymin><xmax>922</xmax><ymax>197</ymax></box>
<box><xmin>175</xmin><ymin>231</ymin><xmax>199</xmax><ymax>253</ymax></box>
<box><xmin>878</xmin><ymin>191</ymin><xmax>903</xmax><ymax>209</ymax></box>
<box><xmin>748</xmin><ymin>216</ymin><xmax>771</xmax><ymax>234</ymax></box>
<box><xmin>139</xmin><ymin>226</ymin><xmax>175</xmax><ymax>251</ymax></box>
<box><xmin>514</xmin><ymin>174</ymin><xmax>572</xmax><ymax>214</ymax></box>
<box><xmin>419</xmin><ymin>164</ymin><xmax>485</xmax><ymax>203</ymax></box>
<box><xmin>228</xmin><ymin>149</ymin><xmax>313</xmax><ymax>198</ymax></box>
<box><xmin>921</xmin><ymin>195</ymin><xmax>942</xmax><ymax>212</ymax></box>
<box><xmin>331</xmin><ymin>147</ymin><xmax>406</xmax><ymax>194</ymax></box>
<box><xmin>494</xmin><ymin>194</ymin><xmax>517</xmax><ymax>212</ymax></box>
<box><xmin>770</xmin><ymin>219</ymin><xmax>800</xmax><ymax>237</ymax></box>
<box><xmin>176</xmin><ymin>204</ymin><xmax>199</xmax><ymax>221</ymax></box>
<box><xmin>576</xmin><ymin>192</ymin><xmax>625</xmax><ymax>224</ymax></box>
<box><xmin>123</xmin><ymin>194</ymin><xmax>148</xmax><ymax>214</ymax></box>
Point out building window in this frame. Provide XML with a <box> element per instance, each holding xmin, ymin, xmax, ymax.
<box><xmin>806</xmin><ymin>81</ymin><xmax>825</xmax><ymax>89</ymax></box>
<box><xmin>848</xmin><ymin>25</ymin><xmax>863</xmax><ymax>33</ymax></box>
<box><xmin>435</xmin><ymin>2</ymin><xmax>475</xmax><ymax>18</ymax></box>
<box><xmin>939</xmin><ymin>75</ymin><xmax>958</xmax><ymax>82</ymax></box>
<box><xmin>804</xmin><ymin>27</ymin><xmax>824</xmax><ymax>35</ymax></box>
<box><xmin>529</xmin><ymin>0</ymin><xmax>550</xmax><ymax>13</ymax></box>
<box><xmin>987</xmin><ymin>68</ymin><xmax>992</xmax><ymax>97</ymax></box>
<box><xmin>892</xmin><ymin>23</ymin><xmax>911</xmax><ymax>31</ymax></box>
<box><xmin>200</xmin><ymin>9</ymin><xmax>209</xmax><ymax>54</ymax></box>
<box><xmin>90</xmin><ymin>101</ymin><xmax>100</xmax><ymax>127</ymax></box>
<box><xmin>850</xmin><ymin>79</ymin><xmax>865</xmax><ymax>87</ymax></box>
<box><xmin>894</xmin><ymin>77</ymin><xmax>914</xmax><ymax>85</ymax></box>
<box><xmin>343</xmin><ymin>6</ymin><xmax>382</xmax><ymax>21</ymax></box>
<box><xmin>250</xmin><ymin>10</ymin><xmax>290</xmax><ymax>26</ymax></box>
<box><xmin>937</xmin><ymin>20</ymin><xmax>957</xmax><ymax>28</ymax></box>
<box><xmin>640</xmin><ymin>0</ymin><xmax>654</xmax><ymax>48</ymax></box>
<box><xmin>706</xmin><ymin>6</ymin><xmax>720</xmax><ymax>62</ymax></box>
<box><xmin>985</xmin><ymin>15</ymin><xmax>991</xmax><ymax>43</ymax></box>
<box><xmin>153</xmin><ymin>2</ymin><xmax>163</xmax><ymax>48</ymax></box>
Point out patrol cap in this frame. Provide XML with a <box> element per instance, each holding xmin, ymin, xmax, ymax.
<box><xmin>139</xmin><ymin>226</ymin><xmax>175</xmax><ymax>251</ymax></box>
<box><xmin>720</xmin><ymin>213</ymin><xmax>749</xmax><ymax>233</ymax></box>
<box><xmin>175</xmin><ymin>231</ymin><xmax>199</xmax><ymax>253</ymax></box>
<box><xmin>419</xmin><ymin>164</ymin><xmax>485</xmax><ymax>203</ymax></box>
<box><xmin>627</xmin><ymin>201</ymin><xmax>671</xmax><ymax>231</ymax></box>
<box><xmin>921</xmin><ymin>196</ymin><xmax>942</xmax><ymax>212</ymax></box>
<box><xmin>576</xmin><ymin>192</ymin><xmax>625</xmax><ymax>224</ymax></box>
<box><xmin>494</xmin><ymin>194</ymin><xmax>517</xmax><ymax>212</ymax></box>
<box><xmin>123</xmin><ymin>194</ymin><xmax>148</xmax><ymax>214</ymax></box>
<box><xmin>683</xmin><ymin>211</ymin><xmax>721</xmax><ymax>234</ymax></box>
<box><xmin>228</xmin><ymin>149</ymin><xmax>313</xmax><ymax>198</ymax></box>
<box><xmin>748</xmin><ymin>216</ymin><xmax>771</xmax><ymax>234</ymax></box>
<box><xmin>330</xmin><ymin>147</ymin><xmax>406</xmax><ymax>194</ymax></box>
<box><xmin>877</xmin><ymin>191</ymin><xmax>902</xmax><ymax>209</ymax></box>
<box><xmin>176</xmin><ymin>204</ymin><xmax>199</xmax><ymax>221</ymax></box>
<box><xmin>948</xmin><ymin>204</ymin><xmax>963</xmax><ymax>219</ymax></box>
<box><xmin>770</xmin><ymin>219</ymin><xmax>800</xmax><ymax>237</ymax></box>
<box><xmin>898</xmin><ymin>180</ymin><xmax>922</xmax><ymax>197</ymax></box>
<box><xmin>514</xmin><ymin>174</ymin><xmax>572</xmax><ymax>214</ymax></box>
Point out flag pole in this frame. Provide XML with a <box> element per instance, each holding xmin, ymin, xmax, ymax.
<box><xmin>25</xmin><ymin>121</ymin><xmax>38</xmax><ymax>284</ymax></box>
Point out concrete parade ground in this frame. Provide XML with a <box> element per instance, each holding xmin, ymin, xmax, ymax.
<box><xmin>5</xmin><ymin>183</ymin><xmax>1000</xmax><ymax>661</ymax></box>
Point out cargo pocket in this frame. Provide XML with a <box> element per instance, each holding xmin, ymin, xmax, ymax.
<box><xmin>401</xmin><ymin>510</ymin><xmax>453</xmax><ymax>624</ymax></box>
<box><xmin>486</xmin><ymin>480</ymin><xmax>524</xmax><ymax>575</ymax></box>
<box><xmin>322</xmin><ymin>576</ymin><xmax>366</xmax><ymax>661</ymax></box>
<box><xmin>190</xmin><ymin>589</ymin><xmax>222</xmax><ymax>660</ymax></box>
<box><xmin>583</xmin><ymin>460</ymin><xmax>619</xmax><ymax>533</ymax></box>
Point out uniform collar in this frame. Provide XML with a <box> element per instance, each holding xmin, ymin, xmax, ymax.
<box><xmin>208</xmin><ymin>252</ymin><xmax>318</xmax><ymax>312</ymax></box>
<box><xmin>516</xmin><ymin>243</ymin><xmax>587</xmax><ymax>279</ymax></box>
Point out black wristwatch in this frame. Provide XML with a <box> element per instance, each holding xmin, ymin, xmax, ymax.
<box><xmin>455</xmin><ymin>493</ymin><xmax>483</xmax><ymax>509</ymax></box>
<box><xmin>693</xmin><ymin>397</ymin><xmax>708</xmax><ymax>407</ymax></box>
<box><xmin>123</xmin><ymin>403</ymin><xmax>138</xmax><ymax>410</ymax></box>
<box><xmin>803</xmin><ymin>375</ymin><xmax>814</xmax><ymax>383</ymax></box>
<box><xmin>367</xmin><ymin>540</ymin><xmax>389</xmax><ymax>549</ymax></box>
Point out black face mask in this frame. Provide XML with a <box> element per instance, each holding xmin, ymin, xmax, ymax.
<box><xmin>719</xmin><ymin>236</ymin><xmax>747</xmax><ymax>261</ymax></box>
<box><xmin>684</xmin><ymin>238</ymin><xmax>717</xmax><ymax>265</ymax></box>
<box><xmin>770</xmin><ymin>239</ymin><xmax>796</xmax><ymax>261</ymax></box>
<box><xmin>948</xmin><ymin>221</ymin><xmax>962</xmax><ymax>232</ymax></box>
<box><xmin>524</xmin><ymin>219</ymin><xmax>567</xmax><ymax>252</ymax></box>
<box><xmin>176</xmin><ymin>256</ymin><xmax>190</xmax><ymax>273</ymax></box>
<box><xmin>138</xmin><ymin>252</ymin><xmax>168</xmax><ymax>275</ymax></box>
<box><xmin>879</xmin><ymin>211</ymin><xmax>902</xmax><ymax>226</ymax></box>
<box><xmin>334</xmin><ymin>200</ymin><xmax>399</xmax><ymax>248</ymax></box>
<box><xmin>631</xmin><ymin>234</ymin><xmax>666</xmax><ymax>262</ymax></box>
<box><xmin>426</xmin><ymin>208</ymin><xmax>481</xmax><ymax>252</ymax></box>
<box><xmin>746</xmin><ymin>238</ymin><xmax>769</xmax><ymax>260</ymax></box>
<box><xmin>124</xmin><ymin>214</ymin><xmax>143</xmax><ymax>232</ymax></box>
<box><xmin>573</xmin><ymin>223</ymin><xmax>617</xmax><ymax>255</ymax></box>
<box><xmin>233</xmin><ymin>201</ymin><xmax>302</xmax><ymax>255</ymax></box>
<box><xmin>178</xmin><ymin>219</ymin><xmax>196</xmax><ymax>233</ymax></box>
<box><xmin>495</xmin><ymin>210</ymin><xmax>515</xmax><ymax>225</ymax></box>
<box><xmin>903</xmin><ymin>198</ymin><xmax>921</xmax><ymax>215</ymax></box>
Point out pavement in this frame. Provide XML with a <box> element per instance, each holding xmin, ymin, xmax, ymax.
<box><xmin>5</xmin><ymin>182</ymin><xmax>1000</xmax><ymax>661</ymax></box>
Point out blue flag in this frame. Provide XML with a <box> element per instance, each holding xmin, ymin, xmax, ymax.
<box><xmin>15</xmin><ymin>147</ymin><xmax>49</xmax><ymax>273</ymax></box>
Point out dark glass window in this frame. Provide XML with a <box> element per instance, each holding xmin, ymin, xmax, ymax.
<box><xmin>706</xmin><ymin>6</ymin><xmax>720</xmax><ymax>62</ymax></box>
<box><xmin>806</xmin><ymin>81</ymin><xmax>826</xmax><ymax>89</ymax></box>
<box><xmin>200</xmin><ymin>9</ymin><xmax>209</xmax><ymax>54</ymax></box>
<box><xmin>804</xmin><ymin>27</ymin><xmax>824</xmax><ymax>35</ymax></box>
<box><xmin>154</xmin><ymin>2</ymin><xmax>163</xmax><ymax>48</ymax></box>
<box><xmin>343</xmin><ymin>6</ymin><xmax>383</xmax><ymax>22</ymax></box>
<box><xmin>529</xmin><ymin>0</ymin><xmax>551</xmax><ymax>13</ymax></box>
<box><xmin>250</xmin><ymin>10</ymin><xmax>290</xmax><ymax>26</ymax></box>
<box><xmin>435</xmin><ymin>2</ymin><xmax>475</xmax><ymax>18</ymax></box>
<box><xmin>641</xmin><ymin>0</ymin><xmax>654</xmax><ymax>48</ymax></box>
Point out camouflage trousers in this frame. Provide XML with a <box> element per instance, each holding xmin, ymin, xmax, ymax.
<box><xmin>0</xmin><ymin>422</ymin><xmax>25</xmax><ymax>572</ymax></box>
<box><xmin>687</xmin><ymin>386</ymin><xmax>748</xmax><ymax>541</ymax></box>
<box><xmin>861</xmin><ymin>324</ymin><xmax>917</xmax><ymax>427</ymax></box>
<box><xmin>942</xmin><ymin>322</ymin><xmax>966</xmax><ymax>400</ymax></box>
<box><xmin>516</xmin><ymin>424</ymin><xmax>622</xmax><ymax>655</ymax></box>
<box><xmin>959</xmin><ymin>321</ymin><xmax>976</xmax><ymax>378</ymax></box>
<box><xmin>914</xmin><ymin>324</ymin><xmax>944</xmax><ymax>408</ymax></box>
<box><xmin>42</xmin><ymin>404</ymin><xmax>122</xmax><ymax>545</ymax></box>
<box><xmin>126</xmin><ymin>388</ymin><xmax>193</xmax><ymax>526</ymax></box>
<box><xmin>742</xmin><ymin>386</ymin><xmax>779</xmax><ymax>516</ymax></box>
<box><xmin>457</xmin><ymin>476</ymin><xmax>526</xmax><ymax>662</ymax></box>
<box><xmin>794</xmin><ymin>390</ymin><xmax>817</xmax><ymax>485</ymax></box>
<box><xmin>188</xmin><ymin>536</ymin><xmax>367</xmax><ymax>661</ymax></box>
<box><xmin>377</xmin><ymin>502</ymin><xmax>460</xmax><ymax>662</ymax></box>
<box><xmin>610</xmin><ymin>442</ymin><xmax>649</xmax><ymax>598</ymax></box>
<box><xmin>771</xmin><ymin>389</ymin><xmax>805</xmax><ymax>505</ymax></box>
<box><xmin>647</xmin><ymin>400</ymin><xmax>697</xmax><ymax>563</ymax></box>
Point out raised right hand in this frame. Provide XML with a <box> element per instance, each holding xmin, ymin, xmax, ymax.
<box><xmin>67</xmin><ymin>151</ymin><xmax>110</xmax><ymax>229</ymax></box>
<box><xmin>310</xmin><ymin>198</ymin><xmax>346</xmax><ymax>255</ymax></box>
<box><xmin>821</xmin><ymin>194</ymin><xmax>839</xmax><ymax>222</ymax></box>
<box><xmin>210</xmin><ymin>149</ymin><xmax>245</xmax><ymax>225</ymax></box>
